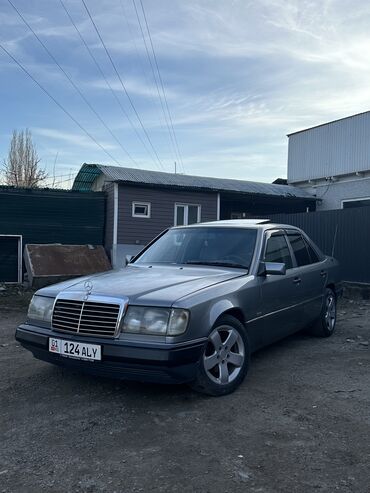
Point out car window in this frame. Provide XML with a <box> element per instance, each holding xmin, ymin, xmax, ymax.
<box><xmin>264</xmin><ymin>234</ymin><xmax>293</xmax><ymax>269</ymax></box>
<box><xmin>135</xmin><ymin>227</ymin><xmax>257</xmax><ymax>269</ymax></box>
<box><xmin>287</xmin><ymin>233</ymin><xmax>312</xmax><ymax>266</ymax></box>
<box><xmin>303</xmin><ymin>238</ymin><xmax>320</xmax><ymax>263</ymax></box>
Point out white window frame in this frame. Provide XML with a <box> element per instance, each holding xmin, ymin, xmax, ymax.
<box><xmin>341</xmin><ymin>196</ymin><xmax>370</xmax><ymax>208</ymax></box>
<box><xmin>132</xmin><ymin>201</ymin><xmax>151</xmax><ymax>218</ymax></box>
<box><xmin>0</xmin><ymin>234</ymin><xmax>22</xmax><ymax>283</ymax></box>
<box><xmin>174</xmin><ymin>203</ymin><xmax>201</xmax><ymax>226</ymax></box>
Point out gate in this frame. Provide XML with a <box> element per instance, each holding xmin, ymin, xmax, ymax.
<box><xmin>0</xmin><ymin>235</ymin><xmax>22</xmax><ymax>283</ymax></box>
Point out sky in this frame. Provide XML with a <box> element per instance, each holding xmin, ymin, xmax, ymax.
<box><xmin>1</xmin><ymin>0</ymin><xmax>370</xmax><ymax>188</ymax></box>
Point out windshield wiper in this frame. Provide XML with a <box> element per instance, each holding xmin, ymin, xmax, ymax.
<box><xmin>185</xmin><ymin>260</ymin><xmax>249</xmax><ymax>270</ymax></box>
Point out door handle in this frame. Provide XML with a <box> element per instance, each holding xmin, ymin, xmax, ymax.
<box><xmin>320</xmin><ymin>270</ymin><xmax>327</xmax><ymax>277</ymax></box>
<box><xmin>293</xmin><ymin>277</ymin><xmax>301</xmax><ymax>285</ymax></box>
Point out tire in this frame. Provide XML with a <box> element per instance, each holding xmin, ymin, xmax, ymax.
<box><xmin>190</xmin><ymin>314</ymin><xmax>250</xmax><ymax>396</ymax></box>
<box><xmin>309</xmin><ymin>288</ymin><xmax>337</xmax><ymax>337</ymax></box>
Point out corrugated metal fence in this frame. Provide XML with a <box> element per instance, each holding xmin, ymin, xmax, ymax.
<box><xmin>271</xmin><ymin>206</ymin><xmax>370</xmax><ymax>283</ymax></box>
<box><xmin>0</xmin><ymin>186</ymin><xmax>106</xmax><ymax>282</ymax></box>
<box><xmin>0</xmin><ymin>186</ymin><xmax>105</xmax><ymax>245</ymax></box>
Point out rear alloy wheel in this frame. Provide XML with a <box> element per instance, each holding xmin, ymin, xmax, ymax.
<box><xmin>190</xmin><ymin>315</ymin><xmax>250</xmax><ymax>396</ymax></box>
<box><xmin>310</xmin><ymin>288</ymin><xmax>337</xmax><ymax>337</ymax></box>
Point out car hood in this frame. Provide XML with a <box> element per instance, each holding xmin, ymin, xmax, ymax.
<box><xmin>36</xmin><ymin>264</ymin><xmax>246</xmax><ymax>306</ymax></box>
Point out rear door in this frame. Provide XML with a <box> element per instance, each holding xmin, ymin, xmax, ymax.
<box><xmin>286</xmin><ymin>231</ymin><xmax>325</xmax><ymax>325</ymax></box>
<box><xmin>255</xmin><ymin>230</ymin><xmax>302</xmax><ymax>348</ymax></box>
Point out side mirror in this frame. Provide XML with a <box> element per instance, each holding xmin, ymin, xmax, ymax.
<box><xmin>258</xmin><ymin>261</ymin><xmax>286</xmax><ymax>276</ymax></box>
<box><xmin>125</xmin><ymin>254</ymin><xmax>134</xmax><ymax>266</ymax></box>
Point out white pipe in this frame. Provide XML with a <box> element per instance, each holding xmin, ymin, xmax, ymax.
<box><xmin>112</xmin><ymin>183</ymin><xmax>118</xmax><ymax>267</ymax></box>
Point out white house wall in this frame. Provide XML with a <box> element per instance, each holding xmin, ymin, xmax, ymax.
<box><xmin>298</xmin><ymin>175</ymin><xmax>370</xmax><ymax>211</ymax></box>
<box><xmin>288</xmin><ymin>112</ymin><xmax>370</xmax><ymax>183</ymax></box>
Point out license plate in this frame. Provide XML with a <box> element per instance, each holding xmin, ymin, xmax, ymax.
<box><xmin>49</xmin><ymin>338</ymin><xmax>101</xmax><ymax>361</ymax></box>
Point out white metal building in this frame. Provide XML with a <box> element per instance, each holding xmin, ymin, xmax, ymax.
<box><xmin>287</xmin><ymin>111</ymin><xmax>370</xmax><ymax>210</ymax></box>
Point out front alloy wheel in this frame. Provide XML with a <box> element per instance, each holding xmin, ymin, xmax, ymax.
<box><xmin>190</xmin><ymin>314</ymin><xmax>250</xmax><ymax>396</ymax></box>
<box><xmin>204</xmin><ymin>325</ymin><xmax>245</xmax><ymax>385</ymax></box>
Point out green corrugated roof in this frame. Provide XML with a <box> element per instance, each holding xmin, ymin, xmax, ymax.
<box><xmin>72</xmin><ymin>163</ymin><xmax>103</xmax><ymax>191</ymax></box>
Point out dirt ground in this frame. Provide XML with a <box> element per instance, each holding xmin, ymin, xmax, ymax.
<box><xmin>0</xmin><ymin>291</ymin><xmax>369</xmax><ymax>493</ymax></box>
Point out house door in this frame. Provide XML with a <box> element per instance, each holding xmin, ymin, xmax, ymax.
<box><xmin>0</xmin><ymin>236</ymin><xmax>22</xmax><ymax>282</ymax></box>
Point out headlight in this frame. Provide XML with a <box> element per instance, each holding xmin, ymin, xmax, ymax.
<box><xmin>122</xmin><ymin>306</ymin><xmax>189</xmax><ymax>336</ymax></box>
<box><xmin>27</xmin><ymin>295</ymin><xmax>54</xmax><ymax>322</ymax></box>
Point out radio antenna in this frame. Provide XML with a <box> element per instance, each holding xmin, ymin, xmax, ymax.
<box><xmin>331</xmin><ymin>224</ymin><xmax>338</xmax><ymax>257</ymax></box>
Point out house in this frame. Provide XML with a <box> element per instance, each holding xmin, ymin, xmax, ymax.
<box><xmin>287</xmin><ymin>111</ymin><xmax>370</xmax><ymax>210</ymax></box>
<box><xmin>72</xmin><ymin>163</ymin><xmax>316</xmax><ymax>267</ymax></box>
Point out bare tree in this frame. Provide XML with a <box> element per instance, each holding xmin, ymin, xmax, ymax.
<box><xmin>3</xmin><ymin>129</ymin><xmax>47</xmax><ymax>188</ymax></box>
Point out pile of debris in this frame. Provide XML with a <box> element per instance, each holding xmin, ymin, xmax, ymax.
<box><xmin>24</xmin><ymin>244</ymin><xmax>111</xmax><ymax>288</ymax></box>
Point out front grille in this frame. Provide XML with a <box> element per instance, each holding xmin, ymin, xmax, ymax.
<box><xmin>52</xmin><ymin>299</ymin><xmax>121</xmax><ymax>338</ymax></box>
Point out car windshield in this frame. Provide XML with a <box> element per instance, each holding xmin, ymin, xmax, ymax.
<box><xmin>134</xmin><ymin>227</ymin><xmax>257</xmax><ymax>270</ymax></box>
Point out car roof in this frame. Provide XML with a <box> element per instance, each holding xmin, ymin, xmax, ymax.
<box><xmin>172</xmin><ymin>219</ymin><xmax>302</xmax><ymax>232</ymax></box>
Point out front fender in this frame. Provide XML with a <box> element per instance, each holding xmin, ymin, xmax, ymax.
<box><xmin>170</xmin><ymin>274</ymin><xmax>258</xmax><ymax>344</ymax></box>
<box><xmin>208</xmin><ymin>299</ymin><xmax>236</xmax><ymax>328</ymax></box>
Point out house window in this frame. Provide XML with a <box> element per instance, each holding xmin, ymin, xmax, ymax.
<box><xmin>175</xmin><ymin>204</ymin><xmax>201</xmax><ymax>226</ymax></box>
<box><xmin>132</xmin><ymin>202</ymin><xmax>151</xmax><ymax>218</ymax></box>
<box><xmin>342</xmin><ymin>197</ymin><xmax>370</xmax><ymax>209</ymax></box>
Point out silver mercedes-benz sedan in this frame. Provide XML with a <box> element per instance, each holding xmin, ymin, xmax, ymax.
<box><xmin>16</xmin><ymin>219</ymin><xmax>342</xmax><ymax>396</ymax></box>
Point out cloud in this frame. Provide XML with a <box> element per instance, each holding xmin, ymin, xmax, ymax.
<box><xmin>2</xmin><ymin>0</ymin><xmax>370</xmax><ymax>183</ymax></box>
<box><xmin>32</xmin><ymin>127</ymin><xmax>118</xmax><ymax>151</ymax></box>
<box><xmin>89</xmin><ymin>74</ymin><xmax>177</xmax><ymax>100</ymax></box>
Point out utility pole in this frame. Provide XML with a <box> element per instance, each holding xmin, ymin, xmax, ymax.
<box><xmin>174</xmin><ymin>161</ymin><xmax>177</xmax><ymax>174</ymax></box>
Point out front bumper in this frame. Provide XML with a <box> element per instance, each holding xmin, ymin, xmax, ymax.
<box><xmin>15</xmin><ymin>324</ymin><xmax>206</xmax><ymax>384</ymax></box>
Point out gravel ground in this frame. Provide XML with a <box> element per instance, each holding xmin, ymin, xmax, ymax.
<box><xmin>0</xmin><ymin>293</ymin><xmax>369</xmax><ymax>493</ymax></box>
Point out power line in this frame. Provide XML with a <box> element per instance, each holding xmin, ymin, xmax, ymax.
<box><xmin>119</xmin><ymin>0</ymin><xmax>153</xmax><ymax>94</ymax></box>
<box><xmin>121</xmin><ymin>0</ymin><xmax>177</xmax><ymax>170</ymax></box>
<box><xmin>138</xmin><ymin>0</ymin><xmax>185</xmax><ymax>173</ymax></box>
<box><xmin>0</xmin><ymin>43</ymin><xmax>121</xmax><ymax>165</ymax></box>
<box><xmin>131</xmin><ymin>0</ymin><xmax>178</xmax><ymax>170</ymax></box>
<box><xmin>135</xmin><ymin>0</ymin><xmax>183</xmax><ymax>172</ymax></box>
<box><xmin>7</xmin><ymin>0</ymin><xmax>137</xmax><ymax>167</ymax></box>
<box><xmin>51</xmin><ymin>176</ymin><xmax>76</xmax><ymax>186</ymax></box>
<box><xmin>47</xmin><ymin>172</ymin><xmax>75</xmax><ymax>179</ymax></box>
<box><xmin>81</xmin><ymin>0</ymin><xmax>165</xmax><ymax>170</ymax></box>
<box><xmin>60</xmin><ymin>0</ymin><xmax>162</xmax><ymax>170</ymax></box>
